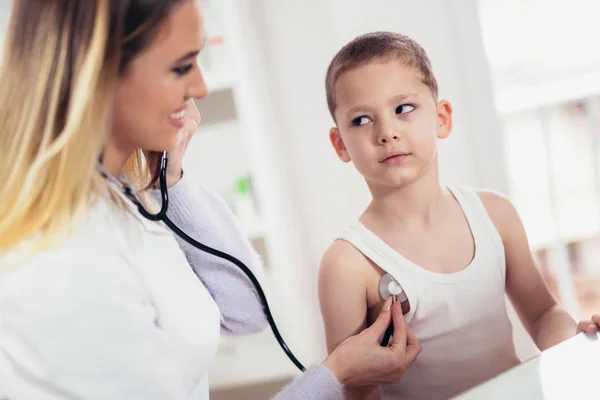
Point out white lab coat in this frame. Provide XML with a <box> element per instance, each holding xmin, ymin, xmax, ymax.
<box><xmin>0</xmin><ymin>187</ymin><xmax>221</xmax><ymax>400</ymax></box>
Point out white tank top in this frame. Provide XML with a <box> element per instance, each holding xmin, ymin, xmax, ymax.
<box><xmin>339</xmin><ymin>186</ymin><xmax>520</xmax><ymax>400</ymax></box>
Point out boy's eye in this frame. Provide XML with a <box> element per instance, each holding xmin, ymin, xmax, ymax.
<box><xmin>173</xmin><ymin>64</ymin><xmax>193</xmax><ymax>76</ymax></box>
<box><xmin>396</xmin><ymin>104</ymin><xmax>416</xmax><ymax>114</ymax></box>
<box><xmin>351</xmin><ymin>116</ymin><xmax>371</xmax><ymax>126</ymax></box>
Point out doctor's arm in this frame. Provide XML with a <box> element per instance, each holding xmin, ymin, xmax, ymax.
<box><xmin>271</xmin><ymin>297</ymin><xmax>418</xmax><ymax>400</ymax></box>
<box><xmin>149</xmin><ymin>176</ymin><xmax>268</xmax><ymax>336</ymax></box>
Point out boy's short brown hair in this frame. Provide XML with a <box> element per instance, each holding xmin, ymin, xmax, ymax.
<box><xmin>325</xmin><ymin>31</ymin><xmax>439</xmax><ymax>121</ymax></box>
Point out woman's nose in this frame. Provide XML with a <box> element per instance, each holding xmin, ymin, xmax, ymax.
<box><xmin>188</xmin><ymin>67</ymin><xmax>209</xmax><ymax>100</ymax></box>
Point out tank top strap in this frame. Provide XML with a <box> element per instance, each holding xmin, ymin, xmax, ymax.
<box><xmin>447</xmin><ymin>186</ymin><xmax>506</xmax><ymax>280</ymax></box>
<box><xmin>338</xmin><ymin>221</ymin><xmax>409</xmax><ymax>277</ymax></box>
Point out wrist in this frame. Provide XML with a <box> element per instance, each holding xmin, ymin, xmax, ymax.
<box><xmin>324</xmin><ymin>353</ymin><xmax>349</xmax><ymax>386</ymax></box>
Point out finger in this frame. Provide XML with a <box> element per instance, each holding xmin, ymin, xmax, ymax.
<box><xmin>592</xmin><ymin>314</ymin><xmax>600</xmax><ymax>327</ymax></box>
<box><xmin>405</xmin><ymin>335</ymin><xmax>421</xmax><ymax>365</ymax></box>
<box><xmin>578</xmin><ymin>321</ymin><xmax>598</xmax><ymax>334</ymax></box>
<box><xmin>182</xmin><ymin>120</ymin><xmax>197</xmax><ymax>149</ymax></box>
<box><xmin>577</xmin><ymin>321</ymin><xmax>590</xmax><ymax>334</ymax></box>
<box><xmin>390</xmin><ymin>300</ymin><xmax>408</xmax><ymax>352</ymax></box>
<box><xmin>364</xmin><ymin>297</ymin><xmax>393</xmax><ymax>339</ymax></box>
<box><xmin>182</xmin><ymin>104</ymin><xmax>199</xmax><ymax>150</ymax></box>
<box><xmin>405</xmin><ymin>322</ymin><xmax>418</xmax><ymax>346</ymax></box>
<box><xmin>186</xmin><ymin>98</ymin><xmax>201</xmax><ymax>125</ymax></box>
<box><xmin>586</xmin><ymin>324</ymin><xmax>599</xmax><ymax>334</ymax></box>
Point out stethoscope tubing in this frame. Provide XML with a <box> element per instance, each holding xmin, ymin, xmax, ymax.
<box><xmin>129</xmin><ymin>152</ymin><xmax>306</xmax><ymax>372</ymax></box>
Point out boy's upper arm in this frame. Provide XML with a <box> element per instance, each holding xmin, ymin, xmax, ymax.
<box><xmin>478</xmin><ymin>190</ymin><xmax>558</xmax><ymax>331</ymax></box>
<box><xmin>318</xmin><ymin>240</ymin><xmax>370</xmax><ymax>354</ymax></box>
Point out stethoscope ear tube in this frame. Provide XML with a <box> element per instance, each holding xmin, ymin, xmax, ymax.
<box><xmin>120</xmin><ymin>152</ymin><xmax>307</xmax><ymax>372</ymax></box>
<box><xmin>136</xmin><ymin>151</ymin><xmax>169</xmax><ymax>221</ymax></box>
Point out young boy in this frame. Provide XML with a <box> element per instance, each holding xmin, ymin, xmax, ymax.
<box><xmin>318</xmin><ymin>31</ymin><xmax>598</xmax><ymax>400</ymax></box>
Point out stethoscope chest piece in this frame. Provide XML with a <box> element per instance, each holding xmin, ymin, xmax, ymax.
<box><xmin>377</xmin><ymin>273</ymin><xmax>412</xmax><ymax>347</ymax></box>
<box><xmin>378</xmin><ymin>273</ymin><xmax>410</xmax><ymax>315</ymax></box>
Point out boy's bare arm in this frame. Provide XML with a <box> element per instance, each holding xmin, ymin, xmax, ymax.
<box><xmin>319</xmin><ymin>240</ymin><xmax>380</xmax><ymax>400</ymax></box>
<box><xmin>479</xmin><ymin>191</ymin><xmax>576</xmax><ymax>350</ymax></box>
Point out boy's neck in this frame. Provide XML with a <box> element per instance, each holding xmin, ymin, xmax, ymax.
<box><xmin>365</xmin><ymin>168</ymin><xmax>445</xmax><ymax>226</ymax></box>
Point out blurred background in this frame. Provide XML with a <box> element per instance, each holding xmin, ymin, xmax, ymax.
<box><xmin>2</xmin><ymin>0</ymin><xmax>600</xmax><ymax>398</ymax></box>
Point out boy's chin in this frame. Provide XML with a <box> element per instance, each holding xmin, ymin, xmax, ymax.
<box><xmin>366</xmin><ymin>175</ymin><xmax>419</xmax><ymax>191</ymax></box>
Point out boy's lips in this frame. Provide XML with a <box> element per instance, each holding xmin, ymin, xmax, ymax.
<box><xmin>380</xmin><ymin>151</ymin><xmax>411</xmax><ymax>164</ymax></box>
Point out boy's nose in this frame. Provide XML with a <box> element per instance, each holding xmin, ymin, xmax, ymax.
<box><xmin>376</xmin><ymin>118</ymin><xmax>403</xmax><ymax>144</ymax></box>
<box><xmin>378</xmin><ymin>130</ymin><xmax>400</xmax><ymax>144</ymax></box>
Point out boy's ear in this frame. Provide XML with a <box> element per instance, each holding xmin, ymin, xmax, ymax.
<box><xmin>436</xmin><ymin>100</ymin><xmax>453</xmax><ymax>139</ymax></box>
<box><xmin>329</xmin><ymin>127</ymin><xmax>351</xmax><ymax>163</ymax></box>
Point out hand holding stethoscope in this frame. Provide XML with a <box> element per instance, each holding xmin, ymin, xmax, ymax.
<box><xmin>326</xmin><ymin>296</ymin><xmax>420</xmax><ymax>387</ymax></box>
<box><xmin>144</xmin><ymin>98</ymin><xmax>200</xmax><ymax>188</ymax></box>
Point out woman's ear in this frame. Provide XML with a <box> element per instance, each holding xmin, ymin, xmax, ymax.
<box><xmin>329</xmin><ymin>127</ymin><xmax>351</xmax><ymax>162</ymax></box>
<box><xmin>436</xmin><ymin>100</ymin><xmax>453</xmax><ymax>139</ymax></box>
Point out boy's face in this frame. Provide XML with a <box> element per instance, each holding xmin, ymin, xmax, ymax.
<box><xmin>330</xmin><ymin>60</ymin><xmax>452</xmax><ymax>191</ymax></box>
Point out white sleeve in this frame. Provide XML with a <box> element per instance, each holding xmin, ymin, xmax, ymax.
<box><xmin>0</xmin><ymin>249</ymin><xmax>190</xmax><ymax>400</ymax></box>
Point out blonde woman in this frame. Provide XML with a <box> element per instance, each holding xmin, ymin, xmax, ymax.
<box><xmin>0</xmin><ymin>1</ymin><xmax>420</xmax><ymax>399</ymax></box>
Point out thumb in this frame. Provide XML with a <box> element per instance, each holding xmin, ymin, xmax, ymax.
<box><xmin>364</xmin><ymin>297</ymin><xmax>393</xmax><ymax>339</ymax></box>
<box><xmin>405</xmin><ymin>321</ymin><xmax>418</xmax><ymax>345</ymax></box>
<box><xmin>390</xmin><ymin>300</ymin><xmax>408</xmax><ymax>351</ymax></box>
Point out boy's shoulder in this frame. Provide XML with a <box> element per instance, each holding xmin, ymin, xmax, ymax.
<box><xmin>473</xmin><ymin>188</ymin><xmax>517</xmax><ymax>215</ymax></box>
<box><xmin>321</xmin><ymin>238</ymin><xmax>370</xmax><ymax>268</ymax></box>
<box><xmin>319</xmin><ymin>238</ymin><xmax>374</xmax><ymax>280</ymax></box>
<box><xmin>453</xmin><ymin>186</ymin><xmax>514</xmax><ymax>213</ymax></box>
<box><xmin>318</xmin><ymin>238</ymin><xmax>380</xmax><ymax>320</ymax></box>
<box><xmin>473</xmin><ymin>187</ymin><xmax>509</xmax><ymax>205</ymax></box>
<box><xmin>462</xmin><ymin>187</ymin><xmax>521</xmax><ymax>237</ymax></box>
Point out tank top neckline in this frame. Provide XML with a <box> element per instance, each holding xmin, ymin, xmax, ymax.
<box><xmin>349</xmin><ymin>186</ymin><xmax>483</xmax><ymax>284</ymax></box>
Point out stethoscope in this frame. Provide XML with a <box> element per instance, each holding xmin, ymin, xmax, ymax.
<box><xmin>378</xmin><ymin>273</ymin><xmax>410</xmax><ymax>346</ymax></box>
<box><xmin>98</xmin><ymin>151</ymin><xmax>410</xmax><ymax>372</ymax></box>
<box><xmin>97</xmin><ymin>151</ymin><xmax>306</xmax><ymax>372</ymax></box>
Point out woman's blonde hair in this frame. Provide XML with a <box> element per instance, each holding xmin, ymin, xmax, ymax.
<box><xmin>0</xmin><ymin>0</ymin><xmax>183</xmax><ymax>254</ymax></box>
